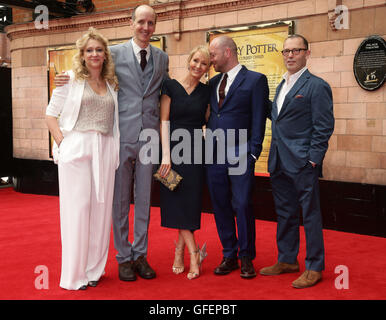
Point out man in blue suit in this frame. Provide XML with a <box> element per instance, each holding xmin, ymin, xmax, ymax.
<box><xmin>207</xmin><ymin>36</ymin><xmax>269</xmax><ymax>278</ymax></box>
<box><xmin>259</xmin><ymin>34</ymin><xmax>334</xmax><ymax>288</ymax></box>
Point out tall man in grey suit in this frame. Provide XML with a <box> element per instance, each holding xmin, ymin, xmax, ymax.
<box><xmin>109</xmin><ymin>5</ymin><xmax>169</xmax><ymax>281</ymax></box>
<box><xmin>54</xmin><ymin>5</ymin><xmax>168</xmax><ymax>281</ymax></box>
<box><xmin>259</xmin><ymin>34</ymin><xmax>334</xmax><ymax>289</ymax></box>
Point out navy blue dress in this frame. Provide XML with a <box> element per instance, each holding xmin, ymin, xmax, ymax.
<box><xmin>160</xmin><ymin>79</ymin><xmax>210</xmax><ymax>230</ymax></box>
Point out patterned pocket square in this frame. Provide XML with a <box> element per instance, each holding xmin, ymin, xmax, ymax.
<box><xmin>295</xmin><ymin>94</ymin><xmax>304</xmax><ymax>99</ymax></box>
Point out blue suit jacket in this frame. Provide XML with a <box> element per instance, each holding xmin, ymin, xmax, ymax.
<box><xmin>207</xmin><ymin>66</ymin><xmax>269</xmax><ymax>161</ymax></box>
<box><xmin>268</xmin><ymin>69</ymin><xmax>334</xmax><ymax>175</ymax></box>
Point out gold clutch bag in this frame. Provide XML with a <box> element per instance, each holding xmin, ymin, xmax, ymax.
<box><xmin>154</xmin><ymin>168</ymin><xmax>183</xmax><ymax>191</ymax></box>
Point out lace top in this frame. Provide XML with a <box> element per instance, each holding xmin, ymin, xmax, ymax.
<box><xmin>73</xmin><ymin>81</ymin><xmax>114</xmax><ymax>135</ymax></box>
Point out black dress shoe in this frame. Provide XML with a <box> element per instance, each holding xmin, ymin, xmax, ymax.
<box><xmin>88</xmin><ymin>281</ymin><xmax>98</xmax><ymax>287</ymax></box>
<box><xmin>240</xmin><ymin>256</ymin><xmax>256</xmax><ymax>279</ymax></box>
<box><xmin>214</xmin><ymin>257</ymin><xmax>239</xmax><ymax>275</ymax></box>
<box><xmin>133</xmin><ymin>256</ymin><xmax>156</xmax><ymax>279</ymax></box>
<box><xmin>119</xmin><ymin>261</ymin><xmax>137</xmax><ymax>281</ymax></box>
<box><xmin>79</xmin><ymin>285</ymin><xmax>87</xmax><ymax>290</ymax></box>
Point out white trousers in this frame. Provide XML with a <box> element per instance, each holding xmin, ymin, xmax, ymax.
<box><xmin>58</xmin><ymin>131</ymin><xmax>117</xmax><ymax>290</ymax></box>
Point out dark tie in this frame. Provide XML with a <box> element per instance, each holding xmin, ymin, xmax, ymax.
<box><xmin>218</xmin><ymin>73</ymin><xmax>228</xmax><ymax>108</ymax></box>
<box><xmin>140</xmin><ymin>49</ymin><xmax>147</xmax><ymax>71</ymax></box>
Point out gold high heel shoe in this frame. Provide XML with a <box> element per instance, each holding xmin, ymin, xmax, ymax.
<box><xmin>172</xmin><ymin>243</ymin><xmax>185</xmax><ymax>274</ymax></box>
<box><xmin>187</xmin><ymin>243</ymin><xmax>207</xmax><ymax>280</ymax></box>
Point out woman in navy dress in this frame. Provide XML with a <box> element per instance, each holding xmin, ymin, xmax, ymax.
<box><xmin>159</xmin><ymin>45</ymin><xmax>210</xmax><ymax>280</ymax></box>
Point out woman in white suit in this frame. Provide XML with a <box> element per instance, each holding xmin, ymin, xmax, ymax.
<box><xmin>46</xmin><ymin>27</ymin><xmax>120</xmax><ymax>290</ymax></box>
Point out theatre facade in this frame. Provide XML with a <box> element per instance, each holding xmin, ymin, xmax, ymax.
<box><xmin>4</xmin><ymin>0</ymin><xmax>386</xmax><ymax>236</ymax></box>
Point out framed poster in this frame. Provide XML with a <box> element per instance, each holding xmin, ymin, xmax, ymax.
<box><xmin>47</xmin><ymin>36</ymin><xmax>164</xmax><ymax>158</ymax></box>
<box><xmin>207</xmin><ymin>23</ymin><xmax>292</xmax><ymax>176</ymax></box>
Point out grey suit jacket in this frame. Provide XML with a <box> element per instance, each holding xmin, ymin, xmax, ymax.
<box><xmin>110</xmin><ymin>41</ymin><xmax>169</xmax><ymax>143</ymax></box>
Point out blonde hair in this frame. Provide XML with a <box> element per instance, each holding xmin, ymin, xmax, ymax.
<box><xmin>187</xmin><ymin>45</ymin><xmax>210</xmax><ymax>67</ymax></box>
<box><xmin>72</xmin><ymin>27</ymin><xmax>119</xmax><ymax>91</ymax></box>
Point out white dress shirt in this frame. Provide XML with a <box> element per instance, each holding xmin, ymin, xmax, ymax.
<box><xmin>131</xmin><ymin>38</ymin><xmax>150</xmax><ymax>64</ymax></box>
<box><xmin>276</xmin><ymin>66</ymin><xmax>307</xmax><ymax>115</ymax></box>
<box><xmin>216</xmin><ymin>63</ymin><xmax>242</xmax><ymax>102</ymax></box>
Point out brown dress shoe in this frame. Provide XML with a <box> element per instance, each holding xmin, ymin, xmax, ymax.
<box><xmin>240</xmin><ymin>256</ymin><xmax>256</xmax><ymax>279</ymax></box>
<box><xmin>133</xmin><ymin>256</ymin><xmax>156</xmax><ymax>279</ymax></box>
<box><xmin>259</xmin><ymin>261</ymin><xmax>299</xmax><ymax>276</ymax></box>
<box><xmin>214</xmin><ymin>257</ymin><xmax>239</xmax><ymax>275</ymax></box>
<box><xmin>292</xmin><ymin>270</ymin><xmax>322</xmax><ymax>289</ymax></box>
<box><xmin>118</xmin><ymin>261</ymin><xmax>137</xmax><ymax>281</ymax></box>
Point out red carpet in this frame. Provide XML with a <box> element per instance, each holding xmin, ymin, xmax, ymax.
<box><xmin>0</xmin><ymin>186</ymin><xmax>385</xmax><ymax>300</ymax></box>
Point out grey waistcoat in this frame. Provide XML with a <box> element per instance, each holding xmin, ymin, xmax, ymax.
<box><xmin>109</xmin><ymin>41</ymin><xmax>169</xmax><ymax>144</ymax></box>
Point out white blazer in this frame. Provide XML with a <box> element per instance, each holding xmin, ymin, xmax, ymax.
<box><xmin>46</xmin><ymin>70</ymin><xmax>120</xmax><ymax>167</ymax></box>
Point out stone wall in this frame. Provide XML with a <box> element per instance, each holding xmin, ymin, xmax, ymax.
<box><xmin>11</xmin><ymin>0</ymin><xmax>146</xmax><ymax>24</ymax></box>
<box><xmin>5</xmin><ymin>0</ymin><xmax>386</xmax><ymax>185</ymax></box>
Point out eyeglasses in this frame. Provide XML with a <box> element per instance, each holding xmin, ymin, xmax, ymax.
<box><xmin>281</xmin><ymin>48</ymin><xmax>308</xmax><ymax>56</ymax></box>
